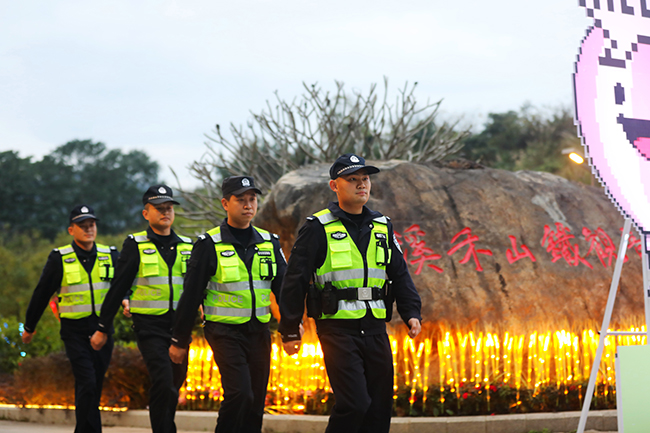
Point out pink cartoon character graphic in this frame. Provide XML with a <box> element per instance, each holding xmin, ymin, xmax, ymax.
<box><xmin>574</xmin><ymin>0</ymin><xmax>650</xmax><ymax>241</ymax></box>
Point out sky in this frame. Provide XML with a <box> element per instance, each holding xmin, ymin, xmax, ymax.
<box><xmin>1</xmin><ymin>1</ymin><xmax>592</xmax><ymax>190</ymax></box>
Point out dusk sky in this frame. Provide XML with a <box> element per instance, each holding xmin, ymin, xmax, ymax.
<box><xmin>1</xmin><ymin>1</ymin><xmax>591</xmax><ymax>188</ymax></box>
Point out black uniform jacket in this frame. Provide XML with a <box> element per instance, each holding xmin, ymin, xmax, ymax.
<box><xmin>24</xmin><ymin>241</ymin><xmax>119</xmax><ymax>336</ymax></box>
<box><xmin>98</xmin><ymin>226</ymin><xmax>188</xmax><ymax>338</ymax></box>
<box><xmin>278</xmin><ymin>202</ymin><xmax>422</xmax><ymax>342</ymax></box>
<box><xmin>171</xmin><ymin>219</ymin><xmax>287</xmax><ymax>349</ymax></box>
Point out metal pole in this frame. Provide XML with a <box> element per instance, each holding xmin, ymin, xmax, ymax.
<box><xmin>642</xmin><ymin>232</ymin><xmax>650</xmax><ymax>342</ymax></box>
<box><xmin>577</xmin><ymin>218</ymin><xmax>632</xmax><ymax>433</ymax></box>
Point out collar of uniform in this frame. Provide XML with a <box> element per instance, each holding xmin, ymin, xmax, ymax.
<box><xmin>70</xmin><ymin>241</ymin><xmax>97</xmax><ymax>259</ymax></box>
<box><xmin>145</xmin><ymin>226</ymin><xmax>183</xmax><ymax>245</ymax></box>
<box><xmin>219</xmin><ymin>219</ymin><xmax>264</xmax><ymax>247</ymax></box>
<box><xmin>327</xmin><ymin>202</ymin><xmax>382</xmax><ymax>225</ymax></box>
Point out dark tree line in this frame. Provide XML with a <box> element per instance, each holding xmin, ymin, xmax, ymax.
<box><xmin>0</xmin><ymin>139</ymin><xmax>159</xmax><ymax>240</ymax></box>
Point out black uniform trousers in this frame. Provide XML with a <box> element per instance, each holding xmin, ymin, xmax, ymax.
<box><xmin>319</xmin><ymin>332</ymin><xmax>394</xmax><ymax>433</ymax></box>
<box><xmin>134</xmin><ymin>321</ymin><xmax>188</xmax><ymax>433</ymax></box>
<box><xmin>204</xmin><ymin>322</ymin><xmax>271</xmax><ymax>433</ymax></box>
<box><xmin>61</xmin><ymin>328</ymin><xmax>113</xmax><ymax>433</ymax></box>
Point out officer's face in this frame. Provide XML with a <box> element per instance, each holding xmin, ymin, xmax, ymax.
<box><xmin>221</xmin><ymin>190</ymin><xmax>257</xmax><ymax>229</ymax></box>
<box><xmin>143</xmin><ymin>203</ymin><xmax>175</xmax><ymax>232</ymax></box>
<box><xmin>330</xmin><ymin>169</ymin><xmax>371</xmax><ymax>208</ymax></box>
<box><xmin>68</xmin><ymin>219</ymin><xmax>97</xmax><ymax>249</ymax></box>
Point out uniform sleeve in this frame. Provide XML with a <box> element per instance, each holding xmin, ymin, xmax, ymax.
<box><xmin>97</xmin><ymin>237</ymin><xmax>140</xmax><ymax>332</ymax></box>
<box><xmin>270</xmin><ymin>236</ymin><xmax>287</xmax><ymax>303</ymax></box>
<box><xmin>24</xmin><ymin>250</ymin><xmax>63</xmax><ymax>333</ymax></box>
<box><xmin>172</xmin><ymin>236</ymin><xmax>217</xmax><ymax>349</ymax></box>
<box><xmin>278</xmin><ymin>219</ymin><xmax>326</xmax><ymax>341</ymax></box>
<box><xmin>386</xmin><ymin>222</ymin><xmax>423</xmax><ymax>326</ymax></box>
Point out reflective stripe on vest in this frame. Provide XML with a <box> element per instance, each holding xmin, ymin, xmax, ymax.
<box><xmin>129</xmin><ymin>231</ymin><xmax>193</xmax><ymax>315</ymax></box>
<box><xmin>203</xmin><ymin>305</ymin><xmax>271</xmax><ymax>318</ymax></box>
<box><xmin>58</xmin><ymin>243</ymin><xmax>115</xmax><ymax>319</ymax></box>
<box><xmin>204</xmin><ymin>226</ymin><xmax>276</xmax><ymax>324</ymax></box>
<box><xmin>313</xmin><ymin>209</ymin><xmax>389</xmax><ymax>320</ymax></box>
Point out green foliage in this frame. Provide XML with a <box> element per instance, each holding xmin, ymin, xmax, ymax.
<box><xmin>0</xmin><ymin>139</ymin><xmax>159</xmax><ymax>239</ymax></box>
<box><xmin>0</xmin><ymin>315</ymin><xmax>63</xmax><ymax>374</ymax></box>
<box><xmin>462</xmin><ymin>105</ymin><xmax>593</xmax><ymax>185</ymax></box>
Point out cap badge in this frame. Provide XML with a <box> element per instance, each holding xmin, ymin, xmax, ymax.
<box><xmin>350</xmin><ymin>155</ymin><xmax>360</xmax><ymax>163</ymax></box>
<box><xmin>80</xmin><ymin>206</ymin><xmax>89</xmax><ymax>213</ymax></box>
<box><xmin>158</xmin><ymin>187</ymin><xmax>166</xmax><ymax>194</ymax></box>
<box><xmin>242</xmin><ymin>178</ymin><xmax>250</xmax><ymax>187</ymax></box>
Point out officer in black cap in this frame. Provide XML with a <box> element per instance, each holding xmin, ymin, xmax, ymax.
<box><xmin>169</xmin><ymin>175</ymin><xmax>287</xmax><ymax>433</ymax></box>
<box><xmin>22</xmin><ymin>204</ymin><xmax>118</xmax><ymax>433</ymax></box>
<box><xmin>91</xmin><ymin>184</ymin><xmax>193</xmax><ymax>433</ymax></box>
<box><xmin>278</xmin><ymin>154</ymin><xmax>422</xmax><ymax>433</ymax></box>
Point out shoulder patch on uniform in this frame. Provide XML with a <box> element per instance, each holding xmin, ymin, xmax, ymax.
<box><xmin>331</xmin><ymin>231</ymin><xmax>347</xmax><ymax>240</ymax></box>
<box><xmin>128</xmin><ymin>234</ymin><xmax>135</xmax><ymax>239</ymax></box>
<box><xmin>110</xmin><ymin>246</ymin><xmax>117</xmax><ymax>251</ymax></box>
<box><xmin>53</xmin><ymin>248</ymin><xmax>59</xmax><ymax>252</ymax></box>
<box><xmin>198</xmin><ymin>234</ymin><xmax>206</xmax><ymax>240</ymax></box>
<box><xmin>393</xmin><ymin>233</ymin><xmax>403</xmax><ymax>254</ymax></box>
<box><xmin>220</xmin><ymin>250</ymin><xmax>236</xmax><ymax>257</ymax></box>
<box><xmin>306</xmin><ymin>216</ymin><xmax>316</xmax><ymax>221</ymax></box>
<box><xmin>272</xmin><ymin>233</ymin><xmax>279</xmax><ymax>239</ymax></box>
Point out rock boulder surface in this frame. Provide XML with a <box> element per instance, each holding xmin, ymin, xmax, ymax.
<box><xmin>255</xmin><ymin>160</ymin><xmax>644</xmax><ymax>332</ymax></box>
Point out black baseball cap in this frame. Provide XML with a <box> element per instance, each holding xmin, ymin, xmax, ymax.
<box><xmin>222</xmin><ymin>176</ymin><xmax>262</xmax><ymax>197</ymax></box>
<box><xmin>69</xmin><ymin>204</ymin><xmax>98</xmax><ymax>224</ymax></box>
<box><xmin>142</xmin><ymin>184</ymin><xmax>180</xmax><ymax>206</ymax></box>
<box><xmin>329</xmin><ymin>153</ymin><xmax>380</xmax><ymax>179</ymax></box>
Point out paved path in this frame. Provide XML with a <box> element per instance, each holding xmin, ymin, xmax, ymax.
<box><xmin>0</xmin><ymin>420</ymin><xmax>205</xmax><ymax>433</ymax></box>
<box><xmin>0</xmin><ymin>420</ymin><xmax>616</xmax><ymax>433</ymax></box>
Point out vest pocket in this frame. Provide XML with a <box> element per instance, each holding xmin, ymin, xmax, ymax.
<box><xmin>141</xmin><ymin>253</ymin><xmax>159</xmax><ymax>277</ymax></box>
<box><xmin>329</xmin><ymin>241</ymin><xmax>351</xmax><ymax>269</ymax></box>
<box><xmin>218</xmin><ymin>255</ymin><xmax>241</xmax><ymax>282</ymax></box>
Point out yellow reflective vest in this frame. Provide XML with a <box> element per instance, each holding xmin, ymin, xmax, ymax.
<box><xmin>203</xmin><ymin>226</ymin><xmax>277</xmax><ymax>324</ymax></box>
<box><xmin>129</xmin><ymin>231</ymin><xmax>193</xmax><ymax>315</ymax></box>
<box><xmin>58</xmin><ymin>243</ymin><xmax>115</xmax><ymax>319</ymax></box>
<box><xmin>313</xmin><ymin>209</ymin><xmax>390</xmax><ymax>320</ymax></box>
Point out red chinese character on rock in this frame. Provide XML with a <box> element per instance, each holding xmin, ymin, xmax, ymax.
<box><xmin>505</xmin><ymin>235</ymin><xmax>536</xmax><ymax>264</ymax></box>
<box><xmin>394</xmin><ymin>224</ymin><xmax>443</xmax><ymax>275</ymax></box>
<box><xmin>447</xmin><ymin>227</ymin><xmax>493</xmax><ymax>272</ymax></box>
<box><xmin>541</xmin><ymin>223</ymin><xmax>593</xmax><ymax>269</ymax></box>
<box><xmin>582</xmin><ymin>227</ymin><xmax>618</xmax><ymax>267</ymax></box>
<box><xmin>620</xmin><ymin>227</ymin><xmax>643</xmax><ymax>259</ymax></box>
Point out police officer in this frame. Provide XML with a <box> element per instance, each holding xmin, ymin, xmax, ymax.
<box><xmin>22</xmin><ymin>205</ymin><xmax>118</xmax><ymax>433</ymax></box>
<box><xmin>169</xmin><ymin>175</ymin><xmax>287</xmax><ymax>433</ymax></box>
<box><xmin>278</xmin><ymin>154</ymin><xmax>422</xmax><ymax>433</ymax></box>
<box><xmin>90</xmin><ymin>185</ymin><xmax>192</xmax><ymax>433</ymax></box>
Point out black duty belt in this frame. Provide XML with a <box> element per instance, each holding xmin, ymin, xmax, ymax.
<box><xmin>335</xmin><ymin>286</ymin><xmax>385</xmax><ymax>301</ymax></box>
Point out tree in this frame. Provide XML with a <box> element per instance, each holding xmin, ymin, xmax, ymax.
<box><xmin>0</xmin><ymin>140</ymin><xmax>159</xmax><ymax>239</ymax></box>
<box><xmin>461</xmin><ymin>105</ymin><xmax>591</xmax><ymax>184</ymax></box>
<box><xmin>179</xmin><ymin>79</ymin><xmax>470</xmax><ymax>228</ymax></box>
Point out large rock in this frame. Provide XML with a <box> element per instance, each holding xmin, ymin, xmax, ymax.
<box><xmin>255</xmin><ymin>160</ymin><xmax>645</xmax><ymax>331</ymax></box>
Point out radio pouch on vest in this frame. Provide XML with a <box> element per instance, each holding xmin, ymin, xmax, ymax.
<box><xmin>100</xmin><ymin>264</ymin><xmax>114</xmax><ymax>281</ymax></box>
<box><xmin>259</xmin><ymin>257</ymin><xmax>275</xmax><ymax>281</ymax></box>
<box><xmin>321</xmin><ymin>282</ymin><xmax>338</xmax><ymax>315</ymax></box>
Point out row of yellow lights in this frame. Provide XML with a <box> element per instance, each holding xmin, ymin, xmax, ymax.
<box><xmin>182</xmin><ymin>324</ymin><xmax>647</xmax><ymax>410</ymax></box>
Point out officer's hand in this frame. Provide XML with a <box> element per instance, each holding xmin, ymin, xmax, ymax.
<box><xmin>122</xmin><ymin>299</ymin><xmax>131</xmax><ymax>318</ymax></box>
<box><xmin>21</xmin><ymin>330</ymin><xmax>34</xmax><ymax>344</ymax></box>
<box><xmin>283</xmin><ymin>339</ymin><xmax>301</xmax><ymax>356</ymax></box>
<box><xmin>90</xmin><ymin>331</ymin><xmax>108</xmax><ymax>351</ymax></box>
<box><xmin>169</xmin><ymin>344</ymin><xmax>187</xmax><ymax>364</ymax></box>
<box><xmin>407</xmin><ymin>318</ymin><xmax>421</xmax><ymax>339</ymax></box>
